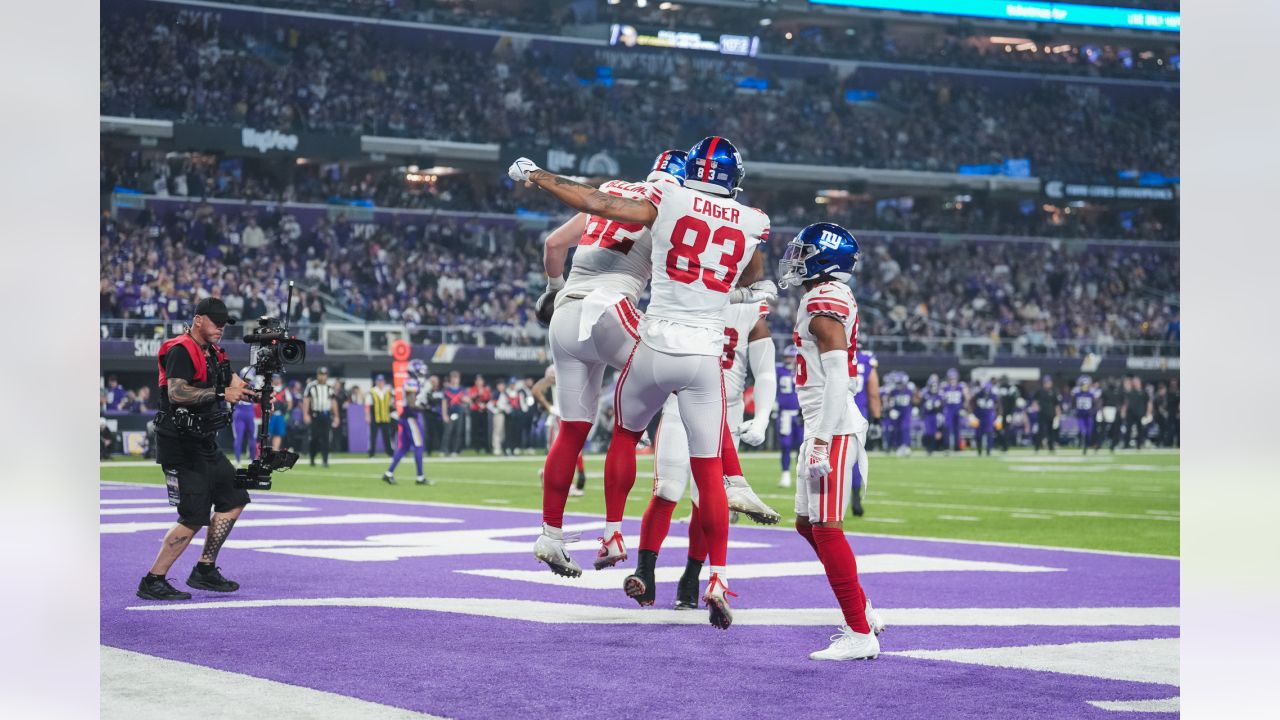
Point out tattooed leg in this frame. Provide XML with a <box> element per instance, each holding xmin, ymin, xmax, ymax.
<box><xmin>149</xmin><ymin>522</ymin><xmax>198</xmax><ymax>575</ymax></box>
<box><xmin>199</xmin><ymin>506</ymin><xmax>244</xmax><ymax>565</ymax></box>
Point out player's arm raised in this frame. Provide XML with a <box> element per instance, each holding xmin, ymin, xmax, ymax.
<box><xmin>543</xmin><ymin>212</ymin><xmax>588</xmax><ymax>281</ymax></box>
<box><xmin>509</xmin><ymin>158</ymin><xmax>656</xmax><ymax>226</ymax></box>
<box><xmin>809</xmin><ymin>314</ymin><xmax>851</xmax><ymax>448</ymax></box>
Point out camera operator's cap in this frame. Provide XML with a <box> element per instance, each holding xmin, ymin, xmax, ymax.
<box><xmin>194</xmin><ymin>297</ymin><xmax>238</xmax><ymax>325</ymax></box>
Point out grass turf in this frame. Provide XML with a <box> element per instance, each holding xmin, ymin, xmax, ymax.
<box><xmin>100</xmin><ymin>447</ymin><xmax>1178</xmax><ymax>556</ymax></box>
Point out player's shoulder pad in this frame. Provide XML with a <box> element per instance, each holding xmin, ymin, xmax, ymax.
<box><xmin>801</xmin><ymin>282</ymin><xmax>852</xmax><ymax>321</ymax></box>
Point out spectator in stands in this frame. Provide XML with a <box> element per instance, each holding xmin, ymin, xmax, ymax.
<box><xmin>103</xmin><ymin>375</ymin><xmax>128</xmax><ymax>412</ymax></box>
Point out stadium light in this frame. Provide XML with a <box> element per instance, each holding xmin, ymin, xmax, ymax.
<box><xmin>636</xmin><ymin>0</ymin><xmax>647</xmax><ymax>8</ymax></box>
<box><xmin>759</xmin><ymin>18</ymin><xmax>772</xmax><ymax>26</ymax></box>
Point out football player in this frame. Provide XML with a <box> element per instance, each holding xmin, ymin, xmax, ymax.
<box><xmin>1073</xmin><ymin>375</ymin><xmax>1099</xmax><ymax>454</ymax></box>
<box><xmin>920</xmin><ymin>374</ymin><xmax>945</xmax><ymax>455</ymax></box>
<box><xmin>848</xmin><ymin>347</ymin><xmax>880</xmax><ymax>516</ymax></box>
<box><xmin>382</xmin><ymin>359</ymin><xmax>434</xmax><ymax>486</ymax></box>
<box><xmin>970</xmin><ymin>380</ymin><xmax>997</xmax><ymax>456</ymax></box>
<box><xmin>941</xmin><ymin>368</ymin><xmax>968</xmax><ymax>452</ymax></box>
<box><xmin>886</xmin><ymin>371</ymin><xmax>916</xmax><ymax>457</ymax></box>
<box><xmin>522</xmin><ymin>150</ymin><xmax>687</xmax><ymax>579</ymax></box>
<box><xmin>531</xmin><ymin>366</ymin><xmax>587</xmax><ymax>496</ymax></box>
<box><xmin>777</xmin><ymin>346</ymin><xmax>803</xmax><ymax>487</ymax></box>
<box><xmin>778</xmin><ymin>222</ymin><xmax>884</xmax><ymax>661</ymax></box>
<box><xmin>510</xmin><ymin>136</ymin><xmax>776</xmax><ymax>630</ymax></box>
<box><xmin>628</xmin><ymin>300</ymin><xmax>781</xmax><ymax>610</ymax></box>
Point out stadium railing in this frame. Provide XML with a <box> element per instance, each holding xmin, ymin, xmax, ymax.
<box><xmin>100</xmin><ymin>320</ymin><xmax>1175</xmax><ymax>361</ymax></box>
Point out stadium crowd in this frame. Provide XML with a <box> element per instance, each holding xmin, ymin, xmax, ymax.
<box><xmin>100</xmin><ymin>200</ymin><xmax>1179</xmax><ymax>351</ymax></box>
<box><xmin>211</xmin><ymin>0</ymin><xmax>1181</xmax><ymax>80</ymax></box>
<box><xmin>100</xmin><ymin>7</ymin><xmax>1179</xmax><ymax>181</ymax></box>
<box><xmin>102</xmin><ymin>151</ymin><xmax>1177</xmax><ymax>242</ymax></box>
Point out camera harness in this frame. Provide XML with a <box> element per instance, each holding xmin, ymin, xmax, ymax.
<box><xmin>155</xmin><ymin>330</ymin><xmax>232</xmax><ymax>437</ymax></box>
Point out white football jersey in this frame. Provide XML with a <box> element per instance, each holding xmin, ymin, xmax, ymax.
<box><xmin>558</xmin><ymin>179</ymin><xmax>667</xmax><ymax>308</ymax></box>
<box><xmin>639</xmin><ymin>183</ymin><xmax>770</xmax><ymax>356</ymax></box>
<box><xmin>720</xmin><ymin>301</ymin><xmax>770</xmax><ymax>399</ymax></box>
<box><xmin>792</xmin><ymin>281</ymin><xmax>868</xmax><ymax>439</ymax></box>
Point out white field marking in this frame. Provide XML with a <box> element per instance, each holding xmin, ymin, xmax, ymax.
<box><xmin>481</xmin><ymin>498</ymin><xmax>511</xmax><ymax>504</ymax></box>
<box><xmin>862</xmin><ymin>517</ymin><xmax>906</xmax><ymax>524</ymax></box>
<box><xmin>126</xmin><ymin>597</ymin><xmax>1180</xmax><ymax>629</ymax></box>
<box><xmin>99</xmin><ymin>514</ymin><xmax>462</xmax><ymax>534</ymax></box>
<box><xmin>100</xmin><ymin>453</ymin><xmax>638</xmax><ymax>469</ymax></box>
<box><xmin>999</xmin><ymin>455</ymin><xmax>1115</xmax><ymax>464</ymax></box>
<box><xmin>891</xmin><ymin>638</ymin><xmax>1179</xmax><ymax>686</ymax></box>
<box><xmin>1008</xmin><ymin>464</ymin><xmax>1173</xmax><ymax>474</ymax></box>
<box><xmin>100</xmin><ymin>496</ymin><xmax>300</xmax><ymax>505</ymax></box>
<box><xmin>101</xmin><ymin>503</ymin><xmax>316</xmax><ymax>516</ymax></box>
<box><xmin>1145</xmin><ymin>509</ymin><xmax>1179</xmax><ymax>516</ymax></box>
<box><xmin>99</xmin><ymin>481</ymin><xmax>1180</xmax><ymax>560</ymax></box>
<box><xmin>1086</xmin><ymin>698</ymin><xmax>1180</xmax><ymax>713</ymax></box>
<box><xmin>912</xmin><ymin>489</ymin><xmax>947</xmax><ymax>496</ymax></box>
<box><xmin>459</xmin><ymin>554</ymin><xmax>1062</xmax><ymax>589</ymax></box>
<box><xmin>238</xmin><ymin>520</ymin><xmax>769</xmax><ymax>562</ymax></box>
<box><xmin>1011</xmin><ymin>513</ymin><xmax>1053</xmax><ymax>520</ymax></box>
<box><xmin>937</xmin><ymin>515</ymin><xmax>982</xmax><ymax>522</ymax></box>
<box><xmin>869</xmin><ymin>499</ymin><xmax>1178</xmax><ymax>522</ymax></box>
<box><xmin>101</xmin><ymin>646</ymin><xmax>440</xmax><ymax>720</ymax></box>
<box><xmin>888</xmin><ymin>481</ymin><xmax>1173</xmax><ymax>499</ymax></box>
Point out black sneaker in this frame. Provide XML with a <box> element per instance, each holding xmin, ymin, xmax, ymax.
<box><xmin>674</xmin><ymin>557</ymin><xmax>702</xmax><ymax>610</ymax></box>
<box><xmin>382</xmin><ymin>472</ymin><xmax>397</xmax><ymax>485</ymax></box>
<box><xmin>137</xmin><ymin>574</ymin><xmax>192</xmax><ymax>601</ymax></box>
<box><xmin>186</xmin><ymin>565</ymin><xmax>240</xmax><ymax>593</ymax></box>
<box><xmin>624</xmin><ymin>550</ymin><xmax>658</xmax><ymax>607</ymax></box>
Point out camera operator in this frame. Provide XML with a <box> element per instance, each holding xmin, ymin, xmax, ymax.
<box><xmin>137</xmin><ymin>298</ymin><xmax>259</xmax><ymax>601</ymax></box>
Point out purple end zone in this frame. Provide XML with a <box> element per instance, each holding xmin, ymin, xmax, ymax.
<box><xmin>101</xmin><ymin>483</ymin><xmax>1180</xmax><ymax>719</ymax></box>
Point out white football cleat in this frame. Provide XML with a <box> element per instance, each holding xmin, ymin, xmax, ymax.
<box><xmin>810</xmin><ymin>625</ymin><xmax>880</xmax><ymax>661</ymax></box>
<box><xmin>702</xmin><ymin>573</ymin><xmax>737</xmax><ymax>630</ymax></box>
<box><xmin>866</xmin><ymin>599</ymin><xmax>886</xmax><ymax>636</ymax></box>
<box><xmin>779</xmin><ymin>469</ymin><xmax>792</xmax><ymax>488</ymax></box>
<box><xmin>568</xmin><ymin>486</ymin><xmax>585</xmax><ymax>497</ymax></box>
<box><xmin>533</xmin><ymin>525</ymin><xmax>582</xmax><ymax>578</ymax></box>
<box><xmin>725</xmin><ymin>476</ymin><xmax>781</xmax><ymax>525</ymax></box>
<box><xmin>593</xmin><ymin>531</ymin><xmax>628</xmax><ymax>570</ymax></box>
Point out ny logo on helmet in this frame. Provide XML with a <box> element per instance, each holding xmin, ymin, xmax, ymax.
<box><xmin>817</xmin><ymin>230</ymin><xmax>843</xmax><ymax>250</ymax></box>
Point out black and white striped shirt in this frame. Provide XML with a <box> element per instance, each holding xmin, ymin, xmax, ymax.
<box><xmin>304</xmin><ymin>380</ymin><xmax>335</xmax><ymax>415</ymax></box>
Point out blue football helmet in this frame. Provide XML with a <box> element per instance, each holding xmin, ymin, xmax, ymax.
<box><xmin>927</xmin><ymin>373</ymin><xmax>940</xmax><ymax>391</ymax></box>
<box><xmin>648</xmin><ymin>149</ymin><xmax>687</xmax><ymax>184</ymax></box>
<box><xmin>946</xmin><ymin>368</ymin><xmax>959</xmax><ymax>382</ymax></box>
<box><xmin>408</xmin><ymin>359</ymin><xmax>427</xmax><ymax>378</ymax></box>
<box><xmin>1077</xmin><ymin>375</ymin><xmax>1092</xmax><ymax>389</ymax></box>
<box><xmin>684</xmin><ymin>136</ymin><xmax>745</xmax><ymax>196</ymax></box>
<box><xmin>778</xmin><ymin>222</ymin><xmax>861</xmax><ymax>289</ymax></box>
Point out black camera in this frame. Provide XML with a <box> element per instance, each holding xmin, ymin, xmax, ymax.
<box><xmin>244</xmin><ymin>316</ymin><xmax>307</xmax><ymax>373</ymax></box>
<box><xmin>233</xmin><ymin>288</ymin><xmax>307</xmax><ymax>490</ymax></box>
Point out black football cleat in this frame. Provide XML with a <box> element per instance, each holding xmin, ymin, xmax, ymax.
<box><xmin>674</xmin><ymin>557</ymin><xmax>703</xmax><ymax>610</ymax></box>
<box><xmin>382</xmin><ymin>472</ymin><xmax>397</xmax><ymax>485</ymax></box>
<box><xmin>186</xmin><ymin>564</ymin><xmax>240</xmax><ymax>593</ymax></box>
<box><xmin>850</xmin><ymin>492</ymin><xmax>865</xmax><ymax>517</ymax></box>
<box><xmin>624</xmin><ymin>550</ymin><xmax>658</xmax><ymax>607</ymax></box>
<box><xmin>136</xmin><ymin>575</ymin><xmax>192</xmax><ymax>601</ymax></box>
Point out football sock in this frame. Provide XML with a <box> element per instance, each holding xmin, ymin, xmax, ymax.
<box><xmin>604</xmin><ymin>426</ymin><xmax>645</xmax><ymax>523</ymax></box>
<box><xmin>795</xmin><ymin>517</ymin><xmax>819</xmax><ymax>553</ymax></box>
<box><xmin>811</xmin><ymin>526</ymin><xmax>871</xmax><ymax>634</ymax></box>
<box><xmin>689</xmin><ymin>457</ymin><xmax>728</xmax><ymax>567</ymax></box>
<box><xmin>687</xmin><ymin>501</ymin><xmax>708</xmax><ymax>562</ymax></box>
<box><xmin>720</xmin><ymin>422</ymin><xmax>743</xmax><ymax>478</ymax></box>
<box><xmin>640</xmin><ymin>496</ymin><xmax>677</xmax><ymax>553</ymax></box>
<box><xmin>604</xmin><ymin>520</ymin><xmax>621</xmax><ymax>538</ymax></box>
<box><xmin>541</xmin><ymin>420</ymin><xmax>592</xmax><ymax>528</ymax></box>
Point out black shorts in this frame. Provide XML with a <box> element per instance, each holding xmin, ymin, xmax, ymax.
<box><xmin>158</xmin><ymin>435</ymin><xmax>251</xmax><ymax>527</ymax></box>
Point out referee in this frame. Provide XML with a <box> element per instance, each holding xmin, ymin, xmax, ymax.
<box><xmin>303</xmin><ymin>366</ymin><xmax>339</xmax><ymax>468</ymax></box>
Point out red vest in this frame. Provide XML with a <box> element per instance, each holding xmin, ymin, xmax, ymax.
<box><xmin>157</xmin><ymin>334</ymin><xmax>227</xmax><ymax>387</ymax></box>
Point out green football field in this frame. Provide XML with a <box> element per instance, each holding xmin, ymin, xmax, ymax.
<box><xmin>100</xmin><ymin>448</ymin><xmax>1179</xmax><ymax>556</ymax></box>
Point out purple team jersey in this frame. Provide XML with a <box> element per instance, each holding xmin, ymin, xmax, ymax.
<box><xmin>1072</xmin><ymin>389</ymin><xmax>1098</xmax><ymax>415</ymax></box>
<box><xmin>776</xmin><ymin>363</ymin><xmax>799</xmax><ymax>411</ymax></box>
<box><xmin>852</xmin><ymin>351</ymin><xmax>876</xmax><ymax>418</ymax></box>
<box><xmin>942</xmin><ymin>382</ymin><xmax>966</xmax><ymax>409</ymax></box>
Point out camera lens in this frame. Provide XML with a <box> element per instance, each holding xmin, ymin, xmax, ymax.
<box><xmin>280</xmin><ymin>339</ymin><xmax>305</xmax><ymax>364</ymax></box>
